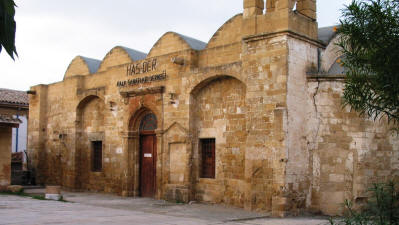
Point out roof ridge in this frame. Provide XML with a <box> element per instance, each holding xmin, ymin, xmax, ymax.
<box><xmin>116</xmin><ymin>46</ymin><xmax>147</xmax><ymax>61</ymax></box>
<box><xmin>173</xmin><ymin>32</ymin><xmax>207</xmax><ymax>51</ymax></box>
<box><xmin>79</xmin><ymin>56</ymin><xmax>102</xmax><ymax>74</ymax></box>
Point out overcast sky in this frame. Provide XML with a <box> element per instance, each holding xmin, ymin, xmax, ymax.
<box><xmin>0</xmin><ymin>0</ymin><xmax>351</xmax><ymax>91</ymax></box>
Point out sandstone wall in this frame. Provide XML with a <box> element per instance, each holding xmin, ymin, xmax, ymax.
<box><xmin>306</xmin><ymin>79</ymin><xmax>399</xmax><ymax>215</ymax></box>
<box><xmin>28</xmin><ymin>85</ymin><xmax>48</xmax><ymax>185</ymax></box>
<box><xmin>285</xmin><ymin>36</ymin><xmax>319</xmax><ymax>214</ymax></box>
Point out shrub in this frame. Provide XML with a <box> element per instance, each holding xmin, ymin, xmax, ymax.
<box><xmin>330</xmin><ymin>181</ymin><xmax>399</xmax><ymax>225</ymax></box>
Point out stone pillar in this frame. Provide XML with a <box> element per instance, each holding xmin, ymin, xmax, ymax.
<box><xmin>266</xmin><ymin>0</ymin><xmax>297</xmax><ymax>12</ymax></box>
<box><xmin>244</xmin><ymin>0</ymin><xmax>264</xmax><ymax>18</ymax></box>
<box><xmin>121</xmin><ymin>131</ymin><xmax>138</xmax><ymax>197</ymax></box>
<box><xmin>274</xmin><ymin>0</ymin><xmax>296</xmax><ymax>11</ymax></box>
<box><xmin>45</xmin><ymin>185</ymin><xmax>61</xmax><ymax>200</ymax></box>
<box><xmin>0</xmin><ymin>127</ymin><xmax>12</xmax><ymax>191</ymax></box>
<box><xmin>27</xmin><ymin>85</ymin><xmax>49</xmax><ymax>185</ymax></box>
<box><xmin>129</xmin><ymin>131</ymin><xmax>140</xmax><ymax>197</ymax></box>
<box><xmin>296</xmin><ymin>0</ymin><xmax>316</xmax><ymax>20</ymax></box>
<box><xmin>266</xmin><ymin>0</ymin><xmax>276</xmax><ymax>12</ymax></box>
<box><xmin>155</xmin><ymin>129</ymin><xmax>164</xmax><ymax>200</ymax></box>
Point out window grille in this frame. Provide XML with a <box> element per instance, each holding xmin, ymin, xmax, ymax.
<box><xmin>139</xmin><ymin>113</ymin><xmax>157</xmax><ymax>131</ymax></box>
<box><xmin>92</xmin><ymin>141</ymin><xmax>102</xmax><ymax>172</ymax></box>
<box><xmin>200</xmin><ymin>138</ymin><xmax>215</xmax><ymax>179</ymax></box>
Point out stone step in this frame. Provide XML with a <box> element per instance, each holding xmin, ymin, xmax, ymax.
<box><xmin>22</xmin><ymin>185</ymin><xmax>45</xmax><ymax>190</ymax></box>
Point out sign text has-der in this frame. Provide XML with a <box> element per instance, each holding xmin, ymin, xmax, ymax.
<box><xmin>126</xmin><ymin>59</ymin><xmax>157</xmax><ymax>76</ymax></box>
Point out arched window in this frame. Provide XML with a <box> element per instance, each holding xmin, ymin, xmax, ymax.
<box><xmin>139</xmin><ymin>113</ymin><xmax>157</xmax><ymax>131</ymax></box>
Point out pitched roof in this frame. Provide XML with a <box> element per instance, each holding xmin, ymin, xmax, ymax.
<box><xmin>0</xmin><ymin>88</ymin><xmax>29</xmax><ymax>106</ymax></box>
<box><xmin>80</xmin><ymin>56</ymin><xmax>102</xmax><ymax>74</ymax></box>
<box><xmin>118</xmin><ymin>46</ymin><xmax>147</xmax><ymax>61</ymax></box>
<box><xmin>175</xmin><ymin>33</ymin><xmax>207</xmax><ymax>51</ymax></box>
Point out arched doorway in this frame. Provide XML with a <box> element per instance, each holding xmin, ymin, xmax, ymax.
<box><xmin>189</xmin><ymin>75</ymin><xmax>247</xmax><ymax>206</ymax></box>
<box><xmin>139</xmin><ymin>113</ymin><xmax>157</xmax><ymax>197</ymax></box>
<box><xmin>75</xmin><ymin>95</ymin><xmax>105</xmax><ymax>191</ymax></box>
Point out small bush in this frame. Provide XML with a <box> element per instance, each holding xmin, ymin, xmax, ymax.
<box><xmin>58</xmin><ymin>195</ymin><xmax>68</xmax><ymax>202</ymax></box>
<box><xmin>0</xmin><ymin>189</ymin><xmax>28</xmax><ymax>197</ymax></box>
<box><xmin>31</xmin><ymin>195</ymin><xmax>46</xmax><ymax>200</ymax></box>
<box><xmin>330</xmin><ymin>181</ymin><xmax>399</xmax><ymax>225</ymax></box>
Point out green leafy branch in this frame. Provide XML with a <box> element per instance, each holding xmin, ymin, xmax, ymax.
<box><xmin>0</xmin><ymin>0</ymin><xmax>17</xmax><ymax>60</ymax></box>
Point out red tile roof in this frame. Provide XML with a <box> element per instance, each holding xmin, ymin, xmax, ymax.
<box><xmin>0</xmin><ymin>88</ymin><xmax>29</xmax><ymax>106</ymax></box>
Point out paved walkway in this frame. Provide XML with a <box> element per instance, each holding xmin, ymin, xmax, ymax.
<box><xmin>0</xmin><ymin>190</ymin><xmax>329</xmax><ymax>225</ymax></box>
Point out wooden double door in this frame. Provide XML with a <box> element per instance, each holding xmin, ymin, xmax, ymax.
<box><xmin>140</xmin><ymin>133</ymin><xmax>156</xmax><ymax>197</ymax></box>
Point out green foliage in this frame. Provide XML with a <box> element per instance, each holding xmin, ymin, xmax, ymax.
<box><xmin>0</xmin><ymin>189</ymin><xmax>39</xmax><ymax>199</ymax></box>
<box><xmin>329</xmin><ymin>181</ymin><xmax>399</xmax><ymax>225</ymax></box>
<box><xmin>0</xmin><ymin>189</ymin><xmax>25</xmax><ymax>196</ymax></box>
<box><xmin>31</xmin><ymin>195</ymin><xmax>46</xmax><ymax>200</ymax></box>
<box><xmin>337</xmin><ymin>0</ymin><xmax>399</xmax><ymax>126</ymax></box>
<box><xmin>0</xmin><ymin>0</ymin><xmax>17</xmax><ymax>59</ymax></box>
<box><xmin>58</xmin><ymin>195</ymin><xmax>69</xmax><ymax>202</ymax></box>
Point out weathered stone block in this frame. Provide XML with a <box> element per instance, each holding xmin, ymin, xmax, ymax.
<box><xmin>272</xmin><ymin>196</ymin><xmax>288</xmax><ymax>217</ymax></box>
<box><xmin>7</xmin><ymin>185</ymin><xmax>23</xmax><ymax>193</ymax></box>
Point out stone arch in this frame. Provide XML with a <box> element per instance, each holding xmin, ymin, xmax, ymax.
<box><xmin>189</xmin><ymin>75</ymin><xmax>248</xmax><ymax>206</ymax></box>
<box><xmin>74</xmin><ymin>95</ymin><xmax>106</xmax><ymax>191</ymax></box>
<box><xmin>128</xmin><ymin>106</ymin><xmax>162</xmax><ymax>133</ymax></box>
<box><xmin>320</xmin><ymin>35</ymin><xmax>343</xmax><ymax>73</ymax></box>
<box><xmin>189</xmin><ymin>71</ymin><xmax>245</xmax><ymax>96</ymax></box>
<box><xmin>76</xmin><ymin>95</ymin><xmax>103</xmax><ymax>115</ymax></box>
<box><xmin>189</xmin><ymin>74</ymin><xmax>247</xmax><ymax>134</ymax></box>
<box><xmin>126</xmin><ymin>106</ymin><xmax>161</xmax><ymax>197</ymax></box>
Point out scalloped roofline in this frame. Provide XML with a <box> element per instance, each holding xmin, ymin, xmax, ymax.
<box><xmin>63</xmin><ymin>55</ymin><xmax>101</xmax><ymax>79</ymax></box>
<box><xmin>206</xmin><ymin>13</ymin><xmax>243</xmax><ymax>48</ymax></box>
<box><xmin>97</xmin><ymin>46</ymin><xmax>147</xmax><ymax>72</ymax></box>
<box><xmin>80</xmin><ymin>56</ymin><xmax>101</xmax><ymax>74</ymax></box>
<box><xmin>148</xmin><ymin>31</ymin><xmax>206</xmax><ymax>56</ymax></box>
<box><xmin>176</xmin><ymin>33</ymin><xmax>207</xmax><ymax>50</ymax></box>
<box><xmin>116</xmin><ymin>46</ymin><xmax>147</xmax><ymax>61</ymax></box>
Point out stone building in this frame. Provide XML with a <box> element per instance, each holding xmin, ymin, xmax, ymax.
<box><xmin>0</xmin><ymin>88</ymin><xmax>29</xmax><ymax>189</ymax></box>
<box><xmin>28</xmin><ymin>0</ymin><xmax>398</xmax><ymax>216</ymax></box>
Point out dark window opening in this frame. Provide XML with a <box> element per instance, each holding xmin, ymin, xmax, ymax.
<box><xmin>92</xmin><ymin>141</ymin><xmax>102</xmax><ymax>172</ymax></box>
<box><xmin>200</xmin><ymin>138</ymin><xmax>215</xmax><ymax>179</ymax></box>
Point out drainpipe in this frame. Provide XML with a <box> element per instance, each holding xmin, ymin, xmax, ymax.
<box><xmin>15</xmin><ymin>114</ymin><xmax>19</xmax><ymax>153</ymax></box>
